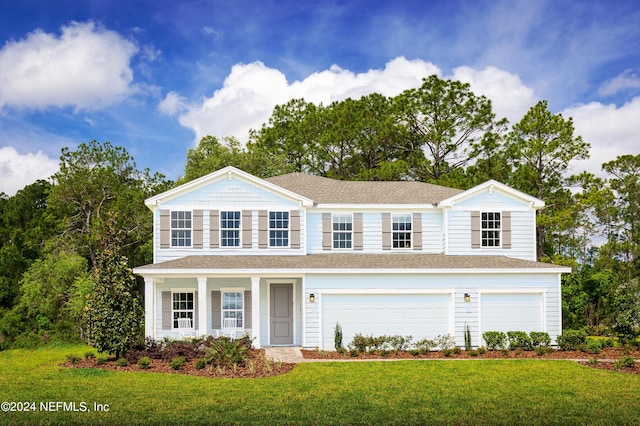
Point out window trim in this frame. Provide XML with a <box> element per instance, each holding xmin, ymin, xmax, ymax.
<box><xmin>221</xmin><ymin>288</ymin><xmax>244</xmax><ymax>328</ymax></box>
<box><xmin>332</xmin><ymin>213</ymin><xmax>353</xmax><ymax>250</ymax></box>
<box><xmin>170</xmin><ymin>210</ymin><xmax>192</xmax><ymax>248</ymax></box>
<box><xmin>392</xmin><ymin>213</ymin><xmax>412</xmax><ymax>249</ymax></box>
<box><xmin>268</xmin><ymin>211</ymin><xmax>290</xmax><ymax>248</ymax></box>
<box><xmin>220</xmin><ymin>210</ymin><xmax>242</xmax><ymax>248</ymax></box>
<box><xmin>481</xmin><ymin>211</ymin><xmax>502</xmax><ymax>248</ymax></box>
<box><xmin>171</xmin><ymin>290</ymin><xmax>195</xmax><ymax>329</ymax></box>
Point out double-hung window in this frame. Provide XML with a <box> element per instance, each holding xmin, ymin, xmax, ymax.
<box><xmin>269</xmin><ymin>211</ymin><xmax>289</xmax><ymax>247</ymax></box>
<box><xmin>333</xmin><ymin>214</ymin><xmax>353</xmax><ymax>249</ymax></box>
<box><xmin>392</xmin><ymin>213</ymin><xmax>412</xmax><ymax>248</ymax></box>
<box><xmin>222</xmin><ymin>291</ymin><xmax>243</xmax><ymax>328</ymax></box>
<box><xmin>172</xmin><ymin>292</ymin><xmax>194</xmax><ymax>329</ymax></box>
<box><xmin>481</xmin><ymin>212</ymin><xmax>501</xmax><ymax>247</ymax></box>
<box><xmin>220</xmin><ymin>211</ymin><xmax>241</xmax><ymax>247</ymax></box>
<box><xmin>171</xmin><ymin>211</ymin><xmax>192</xmax><ymax>247</ymax></box>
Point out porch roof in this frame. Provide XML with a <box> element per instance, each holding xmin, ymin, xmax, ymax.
<box><xmin>133</xmin><ymin>253</ymin><xmax>572</xmax><ymax>274</ymax></box>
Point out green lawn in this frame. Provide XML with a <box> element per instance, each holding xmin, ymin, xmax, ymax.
<box><xmin>1</xmin><ymin>345</ymin><xmax>639</xmax><ymax>425</ymax></box>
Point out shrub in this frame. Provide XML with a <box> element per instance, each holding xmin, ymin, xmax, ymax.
<box><xmin>434</xmin><ymin>334</ymin><xmax>456</xmax><ymax>351</ymax></box>
<box><xmin>483</xmin><ymin>331</ymin><xmax>507</xmax><ymax>350</ymax></box>
<box><xmin>388</xmin><ymin>335</ymin><xmax>412</xmax><ymax>352</ymax></box>
<box><xmin>507</xmin><ymin>331</ymin><xmax>533</xmax><ymax>350</ymax></box>
<box><xmin>115</xmin><ymin>358</ymin><xmax>128</xmax><ymax>367</ymax></box>
<box><xmin>96</xmin><ymin>354</ymin><xmax>109</xmax><ymax>365</ymax></box>
<box><xmin>204</xmin><ymin>337</ymin><xmax>249</xmax><ymax>367</ymax></box>
<box><xmin>334</xmin><ymin>323</ymin><xmax>344</xmax><ymax>352</ymax></box>
<box><xmin>469</xmin><ymin>350</ymin><xmax>479</xmax><ymax>357</ymax></box>
<box><xmin>349</xmin><ymin>348</ymin><xmax>359</xmax><ymax>357</ymax></box>
<box><xmin>169</xmin><ymin>356</ymin><xmax>186</xmax><ymax>370</ymax></box>
<box><xmin>137</xmin><ymin>356</ymin><xmax>152</xmax><ymax>369</ymax></box>
<box><xmin>84</xmin><ymin>351</ymin><xmax>96</xmax><ymax>360</ymax></box>
<box><xmin>500</xmin><ymin>348</ymin><xmax>510</xmax><ymax>357</ymax></box>
<box><xmin>66</xmin><ymin>354</ymin><xmax>81</xmax><ymax>365</ymax></box>
<box><xmin>452</xmin><ymin>346</ymin><xmax>462</xmax><ymax>355</ymax></box>
<box><xmin>351</xmin><ymin>334</ymin><xmax>369</xmax><ymax>353</ymax></box>
<box><xmin>414</xmin><ymin>338</ymin><xmax>435</xmax><ymax>354</ymax></box>
<box><xmin>442</xmin><ymin>349</ymin><xmax>453</xmax><ymax>357</ymax></box>
<box><xmin>477</xmin><ymin>346</ymin><xmax>487</xmax><ymax>355</ymax></box>
<box><xmin>530</xmin><ymin>332</ymin><xmax>551</xmax><ymax>348</ymax></box>
<box><xmin>557</xmin><ymin>329</ymin><xmax>587</xmax><ymax>351</ymax></box>
<box><xmin>535</xmin><ymin>346</ymin><xmax>554</xmax><ymax>356</ymax></box>
<box><xmin>620</xmin><ymin>356</ymin><xmax>636</xmax><ymax>368</ymax></box>
<box><xmin>195</xmin><ymin>358</ymin><xmax>206</xmax><ymax>370</ymax></box>
<box><xmin>464</xmin><ymin>323</ymin><xmax>472</xmax><ymax>351</ymax></box>
<box><xmin>584</xmin><ymin>338</ymin><xmax>603</xmax><ymax>354</ymax></box>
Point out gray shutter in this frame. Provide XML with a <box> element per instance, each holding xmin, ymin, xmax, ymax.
<box><xmin>242</xmin><ymin>210</ymin><xmax>252</xmax><ymax>248</ymax></box>
<box><xmin>193</xmin><ymin>210</ymin><xmax>203</xmax><ymax>249</ymax></box>
<box><xmin>471</xmin><ymin>211</ymin><xmax>481</xmax><ymax>249</ymax></box>
<box><xmin>211</xmin><ymin>291</ymin><xmax>221</xmax><ymax>329</ymax></box>
<box><xmin>502</xmin><ymin>211</ymin><xmax>512</xmax><ymax>249</ymax></box>
<box><xmin>290</xmin><ymin>210</ymin><xmax>301</xmax><ymax>249</ymax></box>
<box><xmin>244</xmin><ymin>291</ymin><xmax>252</xmax><ymax>329</ymax></box>
<box><xmin>160</xmin><ymin>210</ymin><xmax>170</xmax><ymax>249</ymax></box>
<box><xmin>382</xmin><ymin>213</ymin><xmax>391</xmax><ymax>250</ymax></box>
<box><xmin>413</xmin><ymin>213</ymin><xmax>422</xmax><ymax>250</ymax></box>
<box><xmin>210</xmin><ymin>210</ymin><xmax>219</xmax><ymax>248</ymax></box>
<box><xmin>162</xmin><ymin>291</ymin><xmax>172</xmax><ymax>330</ymax></box>
<box><xmin>354</xmin><ymin>213</ymin><xmax>363</xmax><ymax>250</ymax></box>
<box><xmin>322</xmin><ymin>213</ymin><xmax>332</xmax><ymax>250</ymax></box>
<box><xmin>258</xmin><ymin>210</ymin><xmax>268</xmax><ymax>248</ymax></box>
<box><xmin>194</xmin><ymin>291</ymin><xmax>199</xmax><ymax>330</ymax></box>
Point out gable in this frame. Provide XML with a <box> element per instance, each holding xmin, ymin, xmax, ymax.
<box><xmin>439</xmin><ymin>180</ymin><xmax>543</xmax><ymax>210</ymax></box>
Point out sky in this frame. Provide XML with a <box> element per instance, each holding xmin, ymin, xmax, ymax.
<box><xmin>1</xmin><ymin>0</ymin><xmax>640</xmax><ymax>196</ymax></box>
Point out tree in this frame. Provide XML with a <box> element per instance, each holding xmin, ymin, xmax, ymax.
<box><xmin>394</xmin><ymin>75</ymin><xmax>497</xmax><ymax>184</ymax></box>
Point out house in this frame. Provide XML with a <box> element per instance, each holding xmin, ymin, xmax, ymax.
<box><xmin>133</xmin><ymin>166</ymin><xmax>571</xmax><ymax>349</ymax></box>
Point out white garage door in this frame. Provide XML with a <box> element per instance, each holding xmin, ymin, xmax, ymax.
<box><xmin>322</xmin><ymin>294</ymin><xmax>451</xmax><ymax>350</ymax></box>
<box><xmin>480</xmin><ymin>293</ymin><xmax>543</xmax><ymax>335</ymax></box>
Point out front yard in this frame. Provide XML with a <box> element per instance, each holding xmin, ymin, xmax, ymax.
<box><xmin>1</xmin><ymin>344</ymin><xmax>640</xmax><ymax>425</ymax></box>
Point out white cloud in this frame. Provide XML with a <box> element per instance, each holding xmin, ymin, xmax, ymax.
<box><xmin>158</xmin><ymin>91</ymin><xmax>188</xmax><ymax>116</ymax></box>
<box><xmin>0</xmin><ymin>147</ymin><xmax>59</xmax><ymax>196</ymax></box>
<box><xmin>563</xmin><ymin>97</ymin><xmax>640</xmax><ymax>176</ymax></box>
<box><xmin>168</xmin><ymin>57</ymin><xmax>441</xmax><ymax>142</ymax></box>
<box><xmin>599</xmin><ymin>69</ymin><xmax>640</xmax><ymax>97</ymax></box>
<box><xmin>0</xmin><ymin>21</ymin><xmax>138</xmax><ymax>110</ymax></box>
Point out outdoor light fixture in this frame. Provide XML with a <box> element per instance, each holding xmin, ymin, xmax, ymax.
<box><xmin>464</xmin><ymin>293</ymin><xmax>471</xmax><ymax>303</ymax></box>
<box><xmin>309</xmin><ymin>293</ymin><xmax>315</xmax><ymax>303</ymax></box>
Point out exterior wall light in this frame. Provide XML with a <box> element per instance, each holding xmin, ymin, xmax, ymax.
<box><xmin>309</xmin><ymin>293</ymin><xmax>315</xmax><ymax>303</ymax></box>
<box><xmin>464</xmin><ymin>293</ymin><xmax>471</xmax><ymax>303</ymax></box>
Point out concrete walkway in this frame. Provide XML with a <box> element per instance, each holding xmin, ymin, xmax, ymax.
<box><xmin>263</xmin><ymin>346</ymin><xmax>308</xmax><ymax>363</ymax></box>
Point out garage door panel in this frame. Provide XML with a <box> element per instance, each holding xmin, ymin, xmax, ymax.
<box><xmin>481</xmin><ymin>293</ymin><xmax>542</xmax><ymax>335</ymax></box>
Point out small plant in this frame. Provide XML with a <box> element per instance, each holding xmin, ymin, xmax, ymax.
<box><xmin>584</xmin><ymin>338</ymin><xmax>603</xmax><ymax>354</ymax></box>
<box><xmin>170</xmin><ymin>356</ymin><xmax>186</xmax><ymax>370</ymax></box>
<box><xmin>530</xmin><ymin>332</ymin><xmax>551</xmax><ymax>348</ymax></box>
<box><xmin>349</xmin><ymin>348</ymin><xmax>359</xmax><ymax>357</ymax></box>
<box><xmin>469</xmin><ymin>350</ymin><xmax>479</xmax><ymax>357</ymax></box>
<box><xmin>388</xmin><ymin>335</ymin><xmax>413</xmax><ymax>352</ymax></box>
<box><xmin>557</xmin><ymin>329</ymin><xmax>587</xmax><ymax>351</ymax></box>
<box><xmin>115</xmin><ymin>358</ymin><xmax>128</xmax><ymax>367</ymax></box>
<box><xmin>334</xmin><ymin>322</ymin><xmax>344</xmax><ymax>352</ymax></box>
<box><xmin>137</xmin><ymin>356</ymin><xmax>152</xmax><ymax>370</ymax></box>
<box><xmin>477</xmin><ymin>346</ymin><xmax>487</xmax><ymax>355</ymax></box>
<box><xmin>452</xmin><ymin>346</ymin><xmax>462</xmax><ymax>355</ymax></box>
<box><xmin>84</xmin><ymin>351</ymin><xmax>96</xmax><ymax>360</ymax></box>
<box><xmin>513</xmin><ymin>347</ymin><xmax>524</xmax><ymax>356</ymax></box>
<box><xmin>96</xmin><ymin>354</ymin><xmax>109</xmax><ymax>365</ymax></box>
<box><xmin>66</xmin><ymin>354</ymin><xmax>81</xmax><ymax>365</ymax></box>
<box><xmin>589</xmin><ymin>357</ymin><xmax>598</xmax><ymax>365</ymax></box>
<box><xmin>500</xmin><ymin>348</ymin><xmax>510</xmax><ymax>357</ymax></box>
<box><xmin>195</xmin><ymin>358</ymin><xmax>207</xmax><ymax>370</ymax></box>
<box><xmin>414</xmin><ymin>338</ymin><xmax>435</xmax><ymax>354</ymax></box>
<box><xmin>442</xmin><ymin>349</ymin><xmax>453</xmax><ymax>357</ymax></box>
<box><xmin>620</xmin><ymin>356</ymin><xmax>636</xmax><ymax>368</ymax></box>
<box><xmin>483</xmin><ymin>331</ymin><xmax>507</xmax><ymax>350</ymax></box>
<box><xmin>434</xmin><ymin>334</ymin><xmax>456</xmax><ymax>351</ymax></box>
<box><xmin>464</xmin><ymin>323</ymin><xmax>472</xmax><ymax>351</ymax></box>
<box><xmin>204</xmin><ymin>337</ymin><xmax>249</xmax><ymax>367</ymax></box>
<box><xmin>507</xmin><ymin>331</ymin><xmax>532</xmax><ymax>350</ymax></box>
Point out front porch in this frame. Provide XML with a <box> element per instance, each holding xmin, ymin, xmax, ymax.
<box><xmin>142</xmin><ymin>275</ymin><xmax>305</xmax><ymax>348</ymax></box>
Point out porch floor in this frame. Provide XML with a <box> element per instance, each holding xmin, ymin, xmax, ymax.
<box><xmin>263</xmin><ymin>347</ymin><xmax>306</xmax><ymax>363</ymax></box>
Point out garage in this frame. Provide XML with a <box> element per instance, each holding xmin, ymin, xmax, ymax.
<box><xmin>321</xmin><ymin>293</ymin><xmax>452</xmax><ymax>350</ymax></box>
<box><xmin>480</xmin><ymin>293</ymin><xmax>544</xmax><ymax>336</ymax></box>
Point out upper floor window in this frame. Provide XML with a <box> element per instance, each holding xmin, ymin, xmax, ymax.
<box><xmin>392</xmin><ymin>213</ymin><xmax>412</xmax><ymax>248</ymax></box>
<box><xmin>220</xmin><ymin>211</ymin><xmax>241</xmax><ymax>247</ymax></box>
<box><xmin>269</xmin><ymin>211</ymin><xmax>289</xmax><ymax>247</ymax></box>
<box><xmin>333</xmin><ymin>214</ymin><xmax>353</xmax><ymax>249</ymax></box>
<box><xmin>172</xmin><ymin>292</ymin><xmax>194</xmax><ymax>329</ymax></box>
<box><xmin>481</xmin><ymin>212</ymin><xmax>501</xmax><ymax>247</ymax></box>
<box><xmin>171</xmin><ymin>211</ymin><xmax>192</xmax><ymax>247</ymax></box>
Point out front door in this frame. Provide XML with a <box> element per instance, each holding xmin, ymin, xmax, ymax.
<box><xmin>270</xmin><ymin>283</ymin><xmax>293</xmax><ymax>345</ymax></box>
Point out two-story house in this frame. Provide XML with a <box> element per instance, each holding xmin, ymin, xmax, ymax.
<box><xmin>133</xmin><ymin>166</ymin><xmax>571</xmax><ymax>349</ymax></box>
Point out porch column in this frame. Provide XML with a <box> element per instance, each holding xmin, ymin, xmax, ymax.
<box><xmin>251</xmin><ymin>276</ymin><xmax>261</xmax><ymax>349</ymax></box>
<box><xmin>197</xmin><ymin>277</ymin><xmax>207</xmax><ymax>336</ymax></box>
<box><xmin>144</xmin><ymin>276</ymin><xmax>154</xmax><ymax>339</ymax></box>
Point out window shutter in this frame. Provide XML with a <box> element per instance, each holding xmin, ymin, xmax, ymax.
<box><xmin>322</xmin><ymin>213</ymin><xmax>332</xmax><ymax>250</ymax></box>
<box><xmin>502</xmin><ymin>211</ymin><xmax>512</xmax><ymax>249</ymax></box>
<box><xmin>471</xmin><ymin>211</ymin><xmax>481</xmax><ymax>249</ymax></box>
<box><xmin>194</xmin><ymin>291</ymin><xmax>199</xmax><ymax>330</ymax></box>
<box><xmin>382</xmin><ymin>213</ymin><xmax>391</xmax><ymax>250</ymax></box>
<box><xmin>258</xmin><ymin>210</ymin><xmax>268</xmax><ymax>248</ymax></box>
<box><xmin>244</xmin><ymin>291</ymin><xmax>252</xmax><ymax>329</ymax></box>
<box><xmin>211</xmin><ymin>291</ymin><xmax>221</xmax><ymax>329</ymax></box>
<box><xmin>193</xmin><ymin>210</ymin><xmax>203</xmax><ymax>249</ymax></box>
<box><xmin>210</xmin><ymin>210</ymin><xmax>219</xmax><ymax>248</ymax></box>
<box><xmin>290</xmin><ymin>210</ymin><xmax>301</xmax><ymax>249</ymax></box>
<box><xmin>354</xmin><ymin>213</ymin><xmax>363</xmax><ymax>250</ymax></box>
<box><xmin>160</xmin><ymin>210</ymin><xmax>170</xmax><ymax>249</ymax></box>
<box><xmin>162</xmin><ymin>291</ymin><xmax>171</xmax><ymax>330</ymax></box>
<box><xmin>413</xmin><ymin>213</ymin><xmax>423</xmax><ymax>250</ymax></box>
<box><xmin>242</xmin><ymin>210</ymin><xmax>252</xmax><ymax>248</ymax></box>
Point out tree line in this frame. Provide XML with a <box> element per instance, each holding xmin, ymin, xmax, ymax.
<box><xmin>0</xmin><ymin>74</ymin><xmax>638</xmax><ymax>350</ymax></box>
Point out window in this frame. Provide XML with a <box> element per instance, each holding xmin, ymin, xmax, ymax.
<box><xmin>333</xmin><ymin>214</ymin><xmax>353</xmax><ymax>249</ymax></box>
<box><xmin>172</xmin><ymin>292</ymin><xmax>194</xmax><ymax>328</ymax></box>
<box><xmin>269</xmin><ymin>211</ymin><xmax>289</xmax><ymax>247</ymax></box>
<box><xmin>222</xmin><ymin>291</ymin><xmax>243</xmax><ymax>327</ymax></box>
<box><xmin>171</xmin><ymin>211</ymin><xmax>192</xmax><ymax>247</ymax></box>
<box><xmin>392</xmin><ymin>214</ymin><xmax>412</xmax><ymax>248</ymax></box>
<box><xmin>481</xmin><ymin>212</ymin><xmax>501</xmax><ymax>247</ymax></box>
<box><xmin>220</xmin><ymin>211</ymin><xmax>241</xmax><ymax>247</ymax></box>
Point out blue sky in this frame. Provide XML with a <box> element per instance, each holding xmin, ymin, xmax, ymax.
<box><xmin>1</xmin><ymin>0</ymin><xmax>640</xmax><ymax>195</ymax></box>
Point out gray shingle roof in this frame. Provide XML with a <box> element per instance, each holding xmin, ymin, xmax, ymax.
<box><xmin>134</xmin><ymin>253</ymin><xmax>570</xmax><ymax>272</ymax></box>
<box><xmin>265</xmin><ymin>173</ymin><xmax>464</xmax><ymax>205</ymax></box>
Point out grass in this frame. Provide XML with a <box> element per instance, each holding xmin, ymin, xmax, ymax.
<box><xmin>1</xmin><ymin>345</ymin><xmax>640</xmax><ymax>425</ymax></box>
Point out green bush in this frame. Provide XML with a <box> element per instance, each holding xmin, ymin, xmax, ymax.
<box><xmin>204</xmin><ymin>337</ymin><xmax>249</xmax><ymax>367</ymax></box>
<box><xmin>464</xmin><ymin>323</ymin><xmax>472</xmax><ymax>351</ymax></box>
<box><xmin>388</xmin><ymin>335</ymin><xmax>413</xmax><ymax>352</ymax></box>
<box><xmin>137</xmin><ymin>356</ymin><xmax>152</xmax><ymax>369</ymax></box>
<box><xmin>334</xmin><ymin>323</ymin><xmax>343</xmax><ymax>352</ymax></box>
<box><xmin>84</xmin><ymin>351</ymin><xmax>96</xmax><ymax>360</ymax></box>
<box><xmin>170</xmin><ymin>356</ymin><xmax>186</xmax><ymax>370</ymax></box>
<box><xmin>66</xmin><ymin>354</ymin><xmax>81</xmax><ymax>365</ymax></box>
<box><xmin>530</xmin><ymin>332</ymin><xmax>551</xmax><ymax>348</ymax></box>
<box><xmin>477</xmin><ymin>346</ymin><xmax>487</xmax><ymax>355</ymax></box>
<box><xmin>96</xmin><ymin>354</ymin><xmax>109</xmax><ymax>365</ymax></box>
<box><xmin>452</xmin><ymin>346</ymin><xmax>462</xmax><ymax>355</ymax></box>
<box><xmin>115</xmin><ymin>358</ymin><xmax>128</xmax><ymax>367</ymax></box>
<box><xmin>584</xmin><ymin>338</ymin><xmax>602</xmax><ymax>354</ymax></box>
<box><xmin>557</xmin><ymin>329</ymin><xmax>587</xmax><ymax>351</ymax></box>
<box><xmin>507</xmin><ymin>331</ymin><xmax>533</xmax><ymax>350</ymax></box>
<box><xmin>434</xmin><ymin>334</ymin><xmax>456</xmax><ymax>351</ymax></box>
<box><xmin>469</xmin><ymin>350</ymin><xmax>479</xmax><ymax>357</ymax></box>
<box><xmin>414</xmin><ymin>338</ymin><xmax>435</xmax><ymax>353</ymax></box>
<box><xmin>195</xmin><ymin>358</ymin><xmax>207</xmax><ymax>370</ymax></box>
<box><xmin>483</xmin><ymin>331</ymin><xmax>507</xmax><ymax>350</ymax></box>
